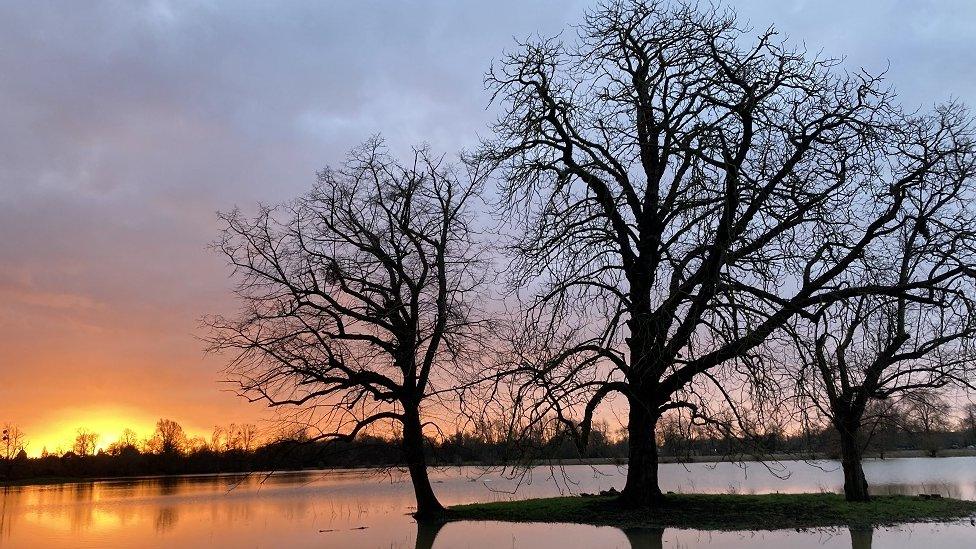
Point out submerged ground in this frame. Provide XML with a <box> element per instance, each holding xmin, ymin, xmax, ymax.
<box><xmin>449</xmin><ymin>493</ymin><xmax>976</xmax><ymax>530</ymax></box>
<box><xmin>5</xmin><ymin>460</ymin><xmax>976</xmax><ymax>547</ymax></box>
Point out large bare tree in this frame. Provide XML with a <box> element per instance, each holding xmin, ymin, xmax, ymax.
<box><xmin>208</xmin><ymin>138</ymin><xmax>490</xmax><ymax>517</ymax></box>
<box><xmin>483</xmin><ymin>0</ymin><xmax>976</xmax><ymax>505</ymax></box>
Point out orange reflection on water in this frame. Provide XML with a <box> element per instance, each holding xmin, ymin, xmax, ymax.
<box><xmin>2</xmin><ymin>462</ymin><xmax>976</xmax><ymax>548</ymax></box>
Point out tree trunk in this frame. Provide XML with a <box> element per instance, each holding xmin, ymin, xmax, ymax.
<box><xmin>619</xmin><ymin>397</ymin><xmax>663</xmax><ymax>507</ymax></box>
<box><xmin>402</xmin><ymin>407</ymin><xmax>444</xmax><ymax>518</ymax></box>
<box><xmin>838</xmin><ymin>423</ymin><xmax>870</xmax><ymax>502</ymax></box>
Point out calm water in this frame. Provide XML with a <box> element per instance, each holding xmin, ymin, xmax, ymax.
<box><xmin>2</xmin><ymin>458</ymin><xmax>975</xmax><ymax>548</ymax></box>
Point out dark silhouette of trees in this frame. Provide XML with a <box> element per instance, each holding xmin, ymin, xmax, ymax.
<box><xmin>960</xmin><ymin>403</ymin><xmax>976</xmax><ymax>445</ymax></box>
<box><xmin>107</xmin><ymin>429</ymin><xmax>140</xmax><ymax>456</ymax></box>
<box><xmin>1</xmin><ymin>424</ymin><xmax>26</xmax><ymax>479</ymax></box>
<box><xmin>216</xmin><ymin>423</ymin><xmax>260</xmax><ymax>452</ymax></box>
<box><xmin>73</xmin><ymin>429</ymin><xmax>99</xmax><ymax>457</ymax></box>
<box><xmin>208</xmin><ymin>138</ymin><xmax>490</xmax><ymax>518</ymax></box>
<box><xmin>238</xmin><ymin>424</ymin><xmax>258</xmax><ymax>452</ymax></box>
<box><xmin>147</xmin><ymin>419</ymin><xmax>188</xmax><ymax>455</ymax></box>
<box><xmin>481</xmin><ymin>0</ymin><xmax>976</xmax><ymax>506</ymax></box>
<box><xmin>901</xmin><ymin>390</ymin><xmax>955</xmax><ymax>457</ymax></box>
<box><xmin>1</xmin><ymin>425</ymin><xmax>25</xmax><ymax>461</ymax></box>
<box><xmin>209</xmin><ymin>426</ymin><xmax>225</xmax><ymax>452</ymax></box>
<box><xmin>6</xmin><ymin>410</ymin><xmax>976</xmax><ymax>486</ymax></box>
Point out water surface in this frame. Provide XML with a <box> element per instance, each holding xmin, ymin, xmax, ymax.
<box><xmin>2</xmin><ymin>457</ymin><xmax>975</xmax><ymax>547</ymax></box>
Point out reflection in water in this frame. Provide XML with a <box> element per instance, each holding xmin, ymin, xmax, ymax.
<box><xmin>154</xmin><ymin>506</ymin><xmax>178</xmax><ymax>534</ymax></box>
<box><xmin>157</xmin><ymin>477</ymin><xmax>180</xmax><ymax>497</ymax></box>
<box><xmin>413</xmin><ymin>520</ymin><xmax>444</xmax><ymax>549</ymax></box>
<box><xmin>850</xmin><ymin>527</ymin><xmax>873</xmax><ymax>549</ymax></box>
<box><xmin>0</xmin><ymin>459</ymin><xmax>972</xmax><ymax>548</ymax></box>
<box><xmin>416</xmin><ymin>523</ymin><xmax>884</xmax><ymax>549</ymax></box>
<box><xmin>621</xmin><ymin>527</ymin><xmax>664</xmax><ymax>549</ymax></box>
<box><xmin>0</xmin><ymin>486</ymin><xmax>11</xmax><ymax>542</ymax></box>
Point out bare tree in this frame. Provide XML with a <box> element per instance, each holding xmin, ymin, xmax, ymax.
<box><xmin>1</xmin><ymin>425</ymin><xmax>26</xmax><ymax>461</ymax></box>
<box><xmin>781</xmin><ymin>162</ymin><xmax>976</xmax><ymax>500</ymax></box>
<box><xmin>146</xmin><ymin>419</ymin><xmax>188</xmax><ymax>455</ymax></box>
<box><xmin>107</xmin><ymin>428</ymin><xmax>140</xmax><ymax>456</ymax></box>
<box><xmin>209</xmin><ymin>426</ymin><xmax>225</xmax><ymax>452</ymax></box>
<box><xmin>785</xmin><ymin>296</ymin><xmax>976</xmax><ymax>500</ymax></box>
<box><xmin>960</xmin><ymin>403</ymin><xmax>976</xmax><ymax>445</ymax></box>
<box><xmin>482</xmin><ymin>0</ymin><xmax>976</xmax><ymax>505</ymax></box>
<box><xmin>208</xmin><ymin>138</ymin><xmax>490</xmax><ymax>518</ymax></box>
<box><xmin>185</xmin><ymin>436</ymin><xmax>208</xmax><ymax>453</ymax></box>
<box><xmin>73</xmin><ymin>429</ymin><xmax>100</xmax><ymax>456</ymax></box>
<box><xmin>901</xmin><ymin>390</ymin><xmax>954</xmax><ymax>456</ymax></box>
<box><xmin>224</xmin><ymin>423</ymin><xmax>241</xmax><ymax>450</ymax></box>
<box><xmin>239</xmin><ymin>424</ymin><xmax>258</xmax><ymax>452</ymax></box>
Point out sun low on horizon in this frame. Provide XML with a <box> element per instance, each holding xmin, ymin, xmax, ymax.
<box><xmin>16</xmin><ymin>406</ymin><xmax>218</xmax><ymax>458</ymax></box>
<box><xmin>25</xmin><ymin>407</ymin><xmax>160</xmax><ymax>457</ymax></box>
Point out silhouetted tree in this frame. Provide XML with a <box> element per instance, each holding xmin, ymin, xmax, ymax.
<box><xmin>861</xmin><ymin>399</ymin><xmax>903</xmax><ymax>459</ymax></box>
<box><xmin>107</xmin><ymin>428</ymin><xmax>140</xmax><ymax>456</ymax></box>
<box><xmin>1</xmin><ymin>425</ymin><xmax>25</xmax><ymax>461</ymax></box>
<box><xmin>209</xmin><ymin>426</ymin><xmax>225</xmax><ymax>452</ymax></box>
<box><xmin>482</xmin><ymin>0</ymin><xmax>976</xmax><ymax>506</ymax></box>
<box><xmin>780</xmin><ymin>158</ymin><xmax>976</xmax><ymax>500</ymax></box>
<box><xmin>901</xmin><ymin>390</ymin><xmax>954</xmax><ymax>456</ymax></box>
<box><xmin>208</xmin><ymin>138</ymin><xmax>491</xmax><ymax>518</ymax></box>
<box><xmin>215</xmin><ymin>423</ymin><xmax>259</xmax><ymax>452</ymax></box>
<box><xmin>147</xmin><ymin>419</ymin><xmax>188</xmax><ymax>455</ymax></box>
<box><xmin>73</xmin><ymin>429</ymin><xmax>99</xmax><ymax>457</ymax></box>
<box><xmin>960</xmin><ymin>403</ymin><xmax>976</xmax><ymax>445</ymax></box>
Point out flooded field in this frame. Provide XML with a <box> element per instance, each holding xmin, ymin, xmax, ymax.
<box><xmin>2</xmin><ymin>458</ymin><xmax>975</xmax><ymax>547</ymax></box>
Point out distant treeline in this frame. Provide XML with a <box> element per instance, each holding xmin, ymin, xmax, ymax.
<box><xmin>3</xmin><ymin>406</ymin><xmax>976</xmax><ymax>483</ymax></box>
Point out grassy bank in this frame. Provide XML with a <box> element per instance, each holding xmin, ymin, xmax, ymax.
<box><xmin>448</xmin><ymin>493</ymin><xmax>976</xmax><ymax>530</ymax></box>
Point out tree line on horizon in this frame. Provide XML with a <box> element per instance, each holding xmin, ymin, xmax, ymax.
<box><xmin>4</xmin><ymin>398</ymin><xmax>976</xmax><ymax>483</ymax></box>
<box><xmin>195</xmin><ymin>0</ymin><xmax>976</xmax><ymax>518</ymax></box>
<box><xmin>1</xmin><ymin>419</ymin><xmax>259</xmax><ymax>460</ymax></box>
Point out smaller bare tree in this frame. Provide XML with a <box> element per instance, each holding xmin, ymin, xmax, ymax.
<box><xmin>224</xmin><ymin>423</ymin><xmax>242</xmax><ymax>450</ymax></box>
<box><xmin>901</xmin><ymin>390</ymin><xmax>953</xmax><ymax>456</ymax></box>
<box><xmin>209</xmin><ymin>426</ymin><xmax>225</xmax><ymax>452</ymax></box>
<box><xmin>239</xmin><ymin>424</ymin><xmax>258</xmax><ymax>452</ymax></box>
<box><xmin>73</xmin><ymin>429</ymin><xmax>100</xmax><ymax>456</ymax></box>
<box><xmin>107</xmin><ymin>428</ymin><xmax>140</xmax><ymax>456</ymax></box>
<box><xmin>782</xmin><ymin>152</ymin><xmax>976</xmax><ymax>500</ymax></box>
<box><xmin>146</xmin><ymin>419</ymin><xmax>188</xmax><ymax>455</ymax></box>
<box><xmin>1</xmin><ymin>425</ymin><xmax>26</xmax><ymax>460</ymax></box>
<box><xmin>208</xmin><ymin>138</ymin><xmax>491</xmax><ymax>518</ymax></box>
<box><xmin>960</xmin><ymin>402</ymin><xmax>976</xmax><ymax>445</ymax></box>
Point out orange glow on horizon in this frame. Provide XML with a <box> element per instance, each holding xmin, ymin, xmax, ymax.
<box><xmin>21</xmin><ymin>405</ymin><xmax>211</xmax><ymax>457</ymax></box>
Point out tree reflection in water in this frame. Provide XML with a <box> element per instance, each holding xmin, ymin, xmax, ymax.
<box><xmin>414</xmin><ymin>520</ymin><xmax>445</xmax><ymax>549</ymax></box>
<box><xmin>414</xmin><ymin>522</ymin><xmax>877</xmax><ymax>549</ymax></box>
<box><xmin>850</xmin><ymin>527</ymin><xmax>873</xmax><ymax>549</ymax></box>
<box><xmin>621</xmin><ymin>527</ymin><xmax>664</xmax><ymax>549</ymax></box>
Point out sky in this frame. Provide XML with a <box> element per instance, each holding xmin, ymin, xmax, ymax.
<box><xmin>1</xmin><ymin>0</ymin><xmax>975</xmax><ymax>455</ymax></box>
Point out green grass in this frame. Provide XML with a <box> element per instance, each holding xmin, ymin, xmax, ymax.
<box><xmin>447</xmin><ymin>493</ymin><xmax>976</xmax><ymax>530</ymax></box>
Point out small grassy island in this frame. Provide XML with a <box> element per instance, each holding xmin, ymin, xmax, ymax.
<box><xmin>447</xmin><ymin>493</ymin><xmax>976</xmax><ymax>530</ymax></box>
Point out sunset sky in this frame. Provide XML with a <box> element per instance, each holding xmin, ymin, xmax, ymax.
<box><xmin>2</xmin><ymin>0</ymin><xmax>975</xmax><ymax>455</ymax></box>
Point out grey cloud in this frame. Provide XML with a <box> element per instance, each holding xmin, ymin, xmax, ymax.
<box><xmin>1</xmin><ymin>0</ymin><xmax>973</xmax><ymax>429</ymax></box>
